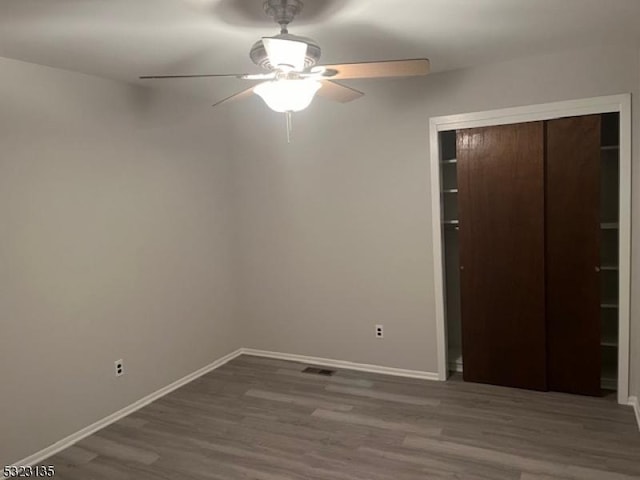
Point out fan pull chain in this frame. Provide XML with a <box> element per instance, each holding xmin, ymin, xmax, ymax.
<box><xmin>286</xmin><ymin>111</ymin><xmax>293</xmax><ymax>144</ymax></box>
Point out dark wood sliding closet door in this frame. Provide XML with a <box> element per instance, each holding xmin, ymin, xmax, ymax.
<box><xmin>457</xmin><ymin>122</ymin><xmax>547</xmax><ymax>391</ymax></box>
<box><xmin>546</xmin><ymin>115</ymin><xmax>602</xmax><ymax>396</ymax></box>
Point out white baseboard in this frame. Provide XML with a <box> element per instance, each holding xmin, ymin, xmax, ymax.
<box><xmin>240</xmin><ymin>348</ymin><xmax>441</xmax><ymax>381</ymax></box>
<box><xmin>4</xmin><ymin>348</ymin><xmax>244</xmax><ymax>476</ymax></box>
<box><xmin>27</xmin><ymin>347</ymin><xmax>640</xmax><ymax>477</ymax></box>
<box><xmin>6</xmin><ymin>346</ymin><xmax>439</xmax><ymax>475</ymax></box>
<box><xmin>8</xmin><ymin>343</ymin><xmax>637</xmax><ymax>477</ymax></box>
<box><xmin>629</xmin><ymin>396</ymin><xmax>640</xmax><ymax>430</ymax></box>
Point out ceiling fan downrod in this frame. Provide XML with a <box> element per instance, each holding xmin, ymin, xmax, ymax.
<box><xmin>264</xmin><ymin>0</ymin><xmax>304</xmax><ymax>34</ymax></box>
<box><xmin>285</xmin><ymin>111</ymin><xmax>293</xmax><ymax>144</ymax></box>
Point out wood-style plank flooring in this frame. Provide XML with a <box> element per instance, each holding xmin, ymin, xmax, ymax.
<box><xmin>46</xmin><ymin>355</ymin><xmax>640</xmax><ymax>479</ymax></box>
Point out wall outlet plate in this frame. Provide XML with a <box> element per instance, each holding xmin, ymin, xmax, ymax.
<box><xmin>115</xmin><ymin>359</ymin><xmax>124</xmax><ymax>377</ymax></box>
<box><xmin>375</xmin><ymin>325</ymin><xmax>384</xmax><ymax>338</ymax></box>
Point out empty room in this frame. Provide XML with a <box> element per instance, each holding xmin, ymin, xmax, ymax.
<box><xmin>2</xmin><ymin>0</ymin><xmax>640</xmax><ymax>479</ymax></box>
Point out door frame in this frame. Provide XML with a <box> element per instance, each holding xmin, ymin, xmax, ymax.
<box><xmin>429</xmin><ymin>94</ymin><xmax>632</xmax><ymax>405</ymax></box>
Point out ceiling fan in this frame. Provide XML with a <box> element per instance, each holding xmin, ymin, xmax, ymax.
<box><xmin>140</xmin><ymin>0</ymin><xmax>430</xmax><ymax>139</ymax></box>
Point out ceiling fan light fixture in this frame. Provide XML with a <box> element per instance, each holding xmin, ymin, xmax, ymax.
<box><xmin>254</xmin><ymin>79</ymin><xmax>322</xmax><ymax>113</ymax></box>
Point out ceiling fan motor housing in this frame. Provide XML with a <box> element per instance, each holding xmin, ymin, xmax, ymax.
<box><xmin>250</xmin><ymin>34</ymin><xmax>322</xmax><ymax>71</ymax></box>
<box><xmin>264</xmin><ymin>0</ymin><xmax>304</xmax><ymax>31</ymax></box>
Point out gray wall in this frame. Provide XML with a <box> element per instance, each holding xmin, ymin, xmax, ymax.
<box><xmin>0</xmin><ymin>57</ymin><xmax>240</xmax><ymax>466</ymax></box>
<box><xmin>231</xmin><ymin>45</ymin><xmax>640</xmax><ymax>389</ymax></box>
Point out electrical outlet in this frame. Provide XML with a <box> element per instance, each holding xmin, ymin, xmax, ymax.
<box><xmin>115</xmin><ymin>359</ymin><xmax>124</xmax><ymax>377</ymax></box>
<box><xmin>375</xmin><ymin>325</ymin><xmax>384</xmax><ymax>338</ymax></box>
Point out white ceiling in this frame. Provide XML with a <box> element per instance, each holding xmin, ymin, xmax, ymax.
<box><xmin>1</xmin><ymin>0</ymin><xmax>640</xmax><ymax>100</ymax></box>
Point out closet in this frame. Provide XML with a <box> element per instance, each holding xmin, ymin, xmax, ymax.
<box><xmin>440</xmin><ymin>113</ymin><xmax>620</xmax><ymax>396</ymax></box>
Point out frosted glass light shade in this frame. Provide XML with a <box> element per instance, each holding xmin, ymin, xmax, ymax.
<box><xmin>254</xmin><ymin>79</ymin><xmax>322</xmax><ymax>113</ymax></box>
<box><xmin>263</xmin><ymin>37</ymin><xmax>308</xmax><ymax>72</ymax></box>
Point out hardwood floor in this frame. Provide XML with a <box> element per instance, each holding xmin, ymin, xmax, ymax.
<box><xmin>45</xmin><ymin>355</ymin><xmax>640</xmax><ymax>479</ymax></box>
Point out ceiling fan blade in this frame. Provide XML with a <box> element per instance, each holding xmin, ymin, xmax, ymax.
<box><xmin>139</xmin><ymin>73</ymin><xmax>274</xmax><ymax>80</ymax></box>
<box><xmin>212</xmin><ymin>86</ymin><xmax>256</xmax><ymax>108</ymax></box>
<box><xmin>316</xmin><ymin>81</ymin><xmax>364</xmax><ymax>103</ymax></box>
<box><xmin>263</xmin><ymin>37</ymin><xmax>308</xmax><ymax>71</ymax></box>
<box><xmin>318</xmin><ymin>59</ymin><xmax>430</xmax><ymax>80</ymax></box>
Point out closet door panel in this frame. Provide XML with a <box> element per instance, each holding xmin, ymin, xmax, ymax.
<box><xmin>457</xmin><ymin>122</ymin><xmax>547</xmax><ymax>391</ymax></box>
<box><xmin>546</xmin><ymin>115</ymin><xmax>601</xmax><ymax>396</ymax></box>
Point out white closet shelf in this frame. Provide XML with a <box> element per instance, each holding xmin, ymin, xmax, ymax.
<box><xmin>441</xmin><ymin>159</ymin><xmax>457</xmax><ymax>164</ymax></box>
<box><xmin>443</xmin><ymin>220</ymin><xmax>459</xmax><ymax>225</ymax></box>
<box><xmin>600</xmin><ymin>303</ymin><xmax>619</xmax><ymax>309</ymax></box>
<box><xmin>600</xmin><ymin>222</ymin><xmax>619</xmax><ymax>230</ymax></box>
<box><xmin>600</xmin><ymin>265</ymin><xmax>618</xmax><ymax>271</ymax></box>
<box><xmin>601</xmin><ymin>360</ymin><xmax>617</xmax><ymax>390</ymax></box>
<box><xmin>601</xmin><ymin>376</ymin><xmax>617</xmax><ymax>391</ymax></box>
<box><xmin>442</xmin><ymin>189</ymin><xmax>459</xmax><ymax>194</ymax></box>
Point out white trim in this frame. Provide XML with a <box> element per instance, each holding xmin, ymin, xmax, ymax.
<box><xmin>5</xmin><ymin>344</ymin><xmax>635</xmax><ymax>477</ymax></box>
<box><xmin>429</xmin><ymin>94</ymin><xmax>632</xmax><ymax>405</ymax></box>
<box><xmin>241</xmin><ymin>348</ymin><xmax>441</xmax><ymax>381</ymax></box>
<box><xmin>4</xmin><ymin>348</ymin><xmax>244</xmax><ymax>476</ymax></box>
<box><xmin>5</xmin><ymin>347</ymin><xmax>438</xmax><ymax>474</ymax></box>
<box><xmin>430</xmin><ymin>95</ymin><xmax>629</xmax><ymax>131</ymax></box>
<box><xmin>617</xmin><ymin>98</ymin><xmax>632</xmax><ymax>406</ymax></box>
<box><xmin>629</xmin><ymin>397</ymin><xmax>640</xmax><ymax>431</ymax></box>
<box><xmin>430</xmin><ymin>117</ymin><xmax>448</xmax><ymax>381</ymax></box>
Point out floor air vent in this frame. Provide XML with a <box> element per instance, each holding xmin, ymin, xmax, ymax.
<box><xmin>302</xmin><ymin>367</ymin><xmax>336</xmax><ymax>376</ymax></box>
